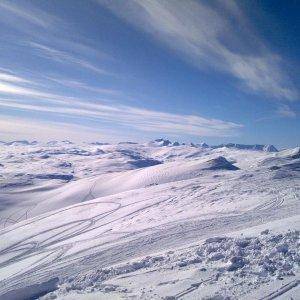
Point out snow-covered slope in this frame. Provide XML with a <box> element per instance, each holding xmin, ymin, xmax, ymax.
<box><xmin>0</xmin><ymin>141</ymin><xmax>299</xmax><ymax>299</ymax></box>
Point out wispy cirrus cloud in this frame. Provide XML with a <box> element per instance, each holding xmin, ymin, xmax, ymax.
<box><xmin>0</xmin><ymin>70</ymin><xmax>242</xmax><ymax>138</ymax></box>
<box><xmin>29</xmin><ymin>42</ymin><xmax>110</xmax><ymax>75</ymax></box>
<box><xmin>0</xmin><ymin>98</ymin><xmax>242</xmax><ymax>138</ymax></box>
<box><xmin>0</xmin><ymin>1</ymin><xmax>111</xmax><ymax>77</ymax></box>
<box><xmin>99</xmin><ymin>0</ymin><xmax>298</xmax><ymax>101</ymax></box>
<box><xmin>0</xmin><ymin>70</ymin><xmax>119</xmax><ymax>100</ymax></box>
<box><xmin>46</xmin><ymin>77</ymin><xmax>121</xmax><ymax>96</ymax></box>
<box><xmin>0</xmin><ymin>72</ymin><xmax>30</xmax><ymax>83</ymax></box>
<box><xmin>0</xmin><ymin>0</ymin><xmax>58</xmax><ymax>30</ymax></box>
<box><xmin>0</xmin><ymin>71</ymin><xmax>71</xmax><ymax>102</ymax></box>
<box><xmin>0</xmin><ymin>80</ymin><xmax>52</xmax><ymax>99</ymax></box>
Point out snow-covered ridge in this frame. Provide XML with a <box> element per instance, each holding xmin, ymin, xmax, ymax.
<box><xmin>0</xmin><ymin>140</ymin><xmax>299</xmax><ymax>299</ymax></box>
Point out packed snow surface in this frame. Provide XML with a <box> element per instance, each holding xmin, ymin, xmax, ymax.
<box><xmin>0</xmin><ymin>140</ymin><xmax>299</xmax><ymax>299</ymax></box>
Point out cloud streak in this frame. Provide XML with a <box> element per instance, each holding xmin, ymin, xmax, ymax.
<box><xmin>0</xmin><ymin>70</ymin><xmax>242</xmax><ymax>139</ymax></box>
<box><xmin>0</xmin><ymin>98</ymin><xmax>242</xmax><ymax>138</ymax></box>
<box><xmin>0</xmin><ymin>71</ymin><xmax>73</xmax><ymax>102</ymax></box>
<box><xmin>46</xmin><ymin>77</ymin><xmax>120</xmax><ymax>96</ymax></box>
<box><xmin>0</xmin><ymin>1</ymin><xmax>111</xmax><ymax>78</ymax></box>
<box><xmin>29</xmin><ymin>42</ymin><xmax>110</xmax><ymax>75</ymax></box>
<box><xmin>0</xmin><ymin>1</ymin><xmax>57</xmax><ymax>29</ymax></box>
<box><xmin>99</xmin><ymin>0</ymin><xmax>298</xmax><ymax>101</ymax></box>
<box><xmin>0</xmin><ymin>72</ymin><xmax>30</xmax><ymax>83</ymax></box>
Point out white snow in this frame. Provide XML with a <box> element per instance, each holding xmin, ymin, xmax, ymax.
<box><xmin>0</xmin><ymin>140</ymin><xmax>299</xmax><ymax>299</ymax></box>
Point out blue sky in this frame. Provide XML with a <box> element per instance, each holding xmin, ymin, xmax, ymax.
<box><xmin>0</xmin><ymin>0</ymin><xmax>299</xmax><ymax>148</ymax></box>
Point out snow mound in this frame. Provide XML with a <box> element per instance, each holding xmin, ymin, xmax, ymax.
<box><xmin>53</xmin><ymin>230</ymin><xmax>299</xmax><ymax>299</ymax></box>
<box><xmin>200</xmin><ymin>231</ymin><xmax>299</xmax><ymax>276</ymax></box>
<box><xmin>201</xmin><ymin>156</ymin><xmax>239</xmax><ymax>170</ymax></box>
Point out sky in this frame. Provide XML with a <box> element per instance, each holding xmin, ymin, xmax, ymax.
<box><xmin>0</xmin><ymin>0</ymin><xmax>299</xmax><ymax>148</ymax></box>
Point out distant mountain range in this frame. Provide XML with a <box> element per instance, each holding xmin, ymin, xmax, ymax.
<box><xmin>151</xmin><ymin>138</ymin><xmax>278</xmax><ymax>152</ymax></box>
<box><xmin>0</xmin><ymin>138</ymin><xmax>279</xmax><ymax>152</ymax></box>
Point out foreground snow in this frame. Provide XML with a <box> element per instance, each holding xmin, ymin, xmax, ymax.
<box><xmin>0</xmin><ymin>140</ymin><xmax>299</xmax><ymax>299</ymax></box>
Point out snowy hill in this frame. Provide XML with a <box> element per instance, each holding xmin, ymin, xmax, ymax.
<box><xmin>0</xmin><ymin>140</ymin><xmax>299</xmax><ymax>299</ymax></box>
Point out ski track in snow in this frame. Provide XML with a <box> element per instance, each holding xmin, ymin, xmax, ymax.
<box><xmin>0</xmin><ymin>141</ymin><xmax>299</xmax><ymax>299</ymax></box>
